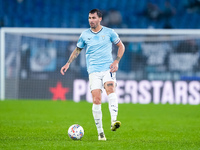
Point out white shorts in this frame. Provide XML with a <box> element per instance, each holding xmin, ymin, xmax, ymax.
<box><xmin>89</xmin><ymin>69</ymin><xmax>116</xmax><ymax>92</ymax></box>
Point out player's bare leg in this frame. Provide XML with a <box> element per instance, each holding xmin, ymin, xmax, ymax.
<box><xmin>92</xmin><ymin>89</ymin><xmax>106</xmax><ymax>140</ymax></box>
<box><xmin>105</xmin><ymin>81</ymin><xmax>121</xmax><ymax>131</ymax></box>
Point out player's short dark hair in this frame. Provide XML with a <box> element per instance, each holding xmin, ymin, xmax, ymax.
<box><xmin>89</xmin><ymin>9</ymin><xmax>102</xmax><ymax>18</ymax></box>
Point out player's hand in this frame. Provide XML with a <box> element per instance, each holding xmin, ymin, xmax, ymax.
<box><xmin>110</xmin><ymin>60</ymin><xmax>119</xmax><ymax>73</ymax></box>
<box><xmin>60</xmin><ymin>63</ymin><xmax>70</xmax><ymax>75</ymax></box>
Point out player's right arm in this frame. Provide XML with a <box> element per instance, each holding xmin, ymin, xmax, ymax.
<box><xmin>60</xmin><ymin>47</ymin><xmax>83</xmax><ymax>75</ymax></box>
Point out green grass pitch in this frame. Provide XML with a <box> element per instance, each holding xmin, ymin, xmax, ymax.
<box><xmin>0</xmin><ymin>100</ymin><xmax>200</xmax><ymax>150</ymax></box>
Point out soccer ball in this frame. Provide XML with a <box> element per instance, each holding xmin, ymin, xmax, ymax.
<box><xmin>68</xmin><ymin>124</ymin><xmax>84</xmax><ymax>140</ymax></box>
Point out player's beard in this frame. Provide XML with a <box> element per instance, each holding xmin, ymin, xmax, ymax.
<box><xmin>90</xmin><ymin>22</ymin><xmax>98</xmax><ymax>29</ymax></box>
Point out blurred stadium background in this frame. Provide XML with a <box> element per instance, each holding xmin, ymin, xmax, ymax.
<box><xmin>1</xmin><ymin>0</ymin><xmax>200</xmax><ymax>28</ymax></box>
<box><xmin>0</xmin><ymin>0</ymin><xmax>200</xmax><ymax>104</ymax></box>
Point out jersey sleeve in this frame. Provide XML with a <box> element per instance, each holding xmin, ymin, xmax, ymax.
<box><xmin>110</xmin><ymin>29</ymin><xmax>120</xmax><ymax>44</ymax></box>
<box><xmin>76</xmin><ymin>33</ymin><xmax>85</xmax><ymax>48</ymax></box>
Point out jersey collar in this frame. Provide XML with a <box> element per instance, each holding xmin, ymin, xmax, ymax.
<box><xmin>90</xmin><ymin>26</ymin><xmax>103</xmax><ymax>34</ymax></box>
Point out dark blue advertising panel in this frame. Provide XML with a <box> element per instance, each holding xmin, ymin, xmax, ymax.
<box><xmin>18</xmin><ymin>79</ymin><xmax>200</xmax><ymax>105</ymax></box>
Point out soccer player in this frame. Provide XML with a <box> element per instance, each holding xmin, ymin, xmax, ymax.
<box><xmin>60</xmin><ymin>9</ymin><xmax>125</xmax><ymax>141</ymax></box>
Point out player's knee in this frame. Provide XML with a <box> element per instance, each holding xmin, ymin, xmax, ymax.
<box><xmin>93</xmin><ymin>96</ymin><xmax>101</xmax><ymax>104</ymax></box>
<box><xmin>92</xmin><ymin>89</ymin><xmax>101</xmax><ymax>104</ymax></box>
<box><xmin>105</xmin><ymin>85</ymin><xmax>115</xmax><ymax>95</ymax></box>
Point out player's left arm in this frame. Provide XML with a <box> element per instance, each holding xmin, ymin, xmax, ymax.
<box><xmin>110</xmin><ymin>40</ymin><xmax>125</xmax><ymax>73</ymax></box>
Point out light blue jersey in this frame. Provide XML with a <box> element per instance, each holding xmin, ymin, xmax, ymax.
<box><xmin>77</xmin><ymin>26</ymin><xmax>120</xmax><ymax>74</ymax></box>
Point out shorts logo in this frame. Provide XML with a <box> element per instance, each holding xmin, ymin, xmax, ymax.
<box><xmin>110</xmin><ymin>72</ymin><xmax>115</xmax><ymax>80</ymax></box>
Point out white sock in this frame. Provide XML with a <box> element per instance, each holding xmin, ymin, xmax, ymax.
<box><xmin>108</xmin><ymin>93</ymin><xmax>118</xmax><ymax>123</ymax></box>
<box><xmin>92</xmin><ymin>104</ymin><xmax>103</xmax><ymax>134</ymax></box>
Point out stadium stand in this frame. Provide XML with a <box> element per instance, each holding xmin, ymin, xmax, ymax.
<box><xmin>1</xmin><ymin>0</ymin><xmax>200</xmax><ymax>29</ymax></box>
